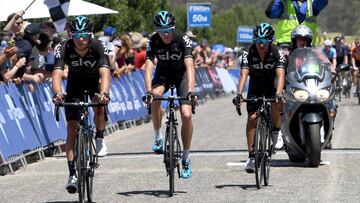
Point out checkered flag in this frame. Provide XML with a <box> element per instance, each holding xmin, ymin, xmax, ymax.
<box><xmin>44</xmin><ymin>0</ymin><xmax>70</xmax><ymax>32</ymax></box>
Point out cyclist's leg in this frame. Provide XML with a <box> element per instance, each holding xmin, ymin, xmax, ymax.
<box><xmin>64</xmin><ymin>94</ymin><xmax>81</xmax><ymax>193</ymax></box>
<box><xmin>351</xmin><ymin>64</ymin><xmax>359</xmax><ymax>94</ymax></box>
<box><xmin>151</xmin><ymin>73</ymin><xmax>166</xmax><ymax>153</ymax></box>
<box><xmin>178</xmin><ymin>77</ymin><xmax>193</xmax><ymax>178</ymax></box>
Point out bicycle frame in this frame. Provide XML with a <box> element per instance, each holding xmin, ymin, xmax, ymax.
<box><xmin>144</xmin><ymin>85</ymin><xmax>195</xmax><ymax>197</ymax></box>
<box><xmin>55</xmin><ymin>99</ymin><xmax>105</xmax><ymax>203</ymax></box>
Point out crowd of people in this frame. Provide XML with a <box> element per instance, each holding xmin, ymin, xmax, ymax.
<box><xmin>0</xmin><ymin>10</ymin><xmax>237</xmax><ymax>88</ymax></box>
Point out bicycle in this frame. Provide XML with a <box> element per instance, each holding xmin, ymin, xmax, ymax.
<box><xmin>341</xmin><ymin>69</ymin><xmax>352</xmax><ymax>98</ymax></box>
<box><xmin>235</xmin><ymin>96</ymin><xmax>279</xmax><ymax>189</ymax></box>
<box><xmin>335</xmin><ymin>73</ymin><xmax>342</xmax><ymax>102</ymax></box>
<box><xmin>55</xmin><ymin>96</ymin><xmax>106</xmax><ymax>203</ymax></box>
<box><xmin>143</xmin><ymin>85</ymin><xmax>196</xmax><ymax>197</ymax></box>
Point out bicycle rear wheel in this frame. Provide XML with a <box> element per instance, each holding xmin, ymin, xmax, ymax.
<box><xmin>77</xmin><ymin>128</ymin><xmax>86</xmax><ymax>203</ymax></box>
<box><xmin>254</xmin><ymin>116</ymin><xmax>266</xmax><ymax>189</ymax></box>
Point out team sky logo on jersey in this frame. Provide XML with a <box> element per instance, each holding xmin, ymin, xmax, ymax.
<box><xmin>252</xmin><ymin>62</ymin><xmax>276</xmax><ymax>70</ymax></box>
<box><xmin>54</xmin><ymin>43</ymin><xmax>62</xmax><ymax>59</ymax></box>
<box><xmin>71</xmin><ymin>58</ymin><xmax>97</xmax><ymax>68</ymax></box>
<box><xmin>158</xmin><ymin>51</ymin><xmax>182</xmax><ymax>61</ymax></box>
<box><xmin>183</xmin><ymin>35</ymin><xmax>192</xmax><ymax>48</ymax></box>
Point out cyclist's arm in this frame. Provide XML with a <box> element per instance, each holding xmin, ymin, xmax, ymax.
<box><xmin>52</xmin><ymin>42</ymin><xmax>66</xmax><ymax>94</ymax></box>
<box><xmin>185</xmin><ymin>58</ymin><xmax>195</xmax><ymax>92</ymax></box>
<box><xmin>237</xmin><ymin>50</ymin><xmax>250</xmax><ymax>95</ymax></box>
<box><xmin>144</xmin><ymin>59</ymin><xmax>154</xmax><ymax>92</ymax></box>
<box><xmin>275</xmin><ymin>68</ymin><xmax>285</xmax><ymax>95</ymax></box>
<box><xmin>183</xmin><ymin>34</ymin><xmax>195</xmax><ymax>92</ymax></box>
<box><xmin>52</xmin><ymin>69</ymin><xmax>64</xmax><ymax>94</ymax></box>
<box><xmin>145</xmin><ymin>38</ymin><xmax>156</xmax><ymax>92</ymax></box>
<box><xmin>237</xmin><ymin>68</ymin><xmax>249</xmax><ymax>95</ymax></box>
<box><xmin>99</xmin><ymin>67</ymin><xmax>110</xmax><ymax>94</ymax></box>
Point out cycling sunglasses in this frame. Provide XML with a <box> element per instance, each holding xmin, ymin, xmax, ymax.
<box><xmin>255</xmin><ymin>38</ymin><xmax>271</xmax><ymax>45</ymax></box>
<box><xmin>157</xmin><ymin>27</ymin><xmax>174</xmax><ymax>34</ymax></box>
<box><xmin>72</xmin><ymin>32</ymin><xmax>91</xmax><ymax>39</ymax></box>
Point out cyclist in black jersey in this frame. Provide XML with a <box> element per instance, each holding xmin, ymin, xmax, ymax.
<box><xmin>233</xmin><ymin>23</ymin><xmax>286</xmax><ymax>173</ymax></box>
<box><xmin>143</xmin><ymin>11</ymin><xmax>195</xmax><ymax>179</ymax></box>
<box><xmin>51</xmin><ymin>16</ymin><xmax>110</xmax><ymax>194</ymax></box>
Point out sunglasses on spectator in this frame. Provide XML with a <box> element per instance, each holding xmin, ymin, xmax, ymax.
<box><xmin>72</xmin><ymin>32</ymin><xmax>91</xmax><ymax>39</ymax></box>
<box><xmin>255</xmin><ymin>38</ymin><xmax>271</xmax><ymax>45</ymax></box>
<box><xmin>157</xmin><ymin>27</ymin><xmax>174</xmax><ymax>34</ymax></box>
<box><xmin>16</xmin><ymin>21</ymin><xmax>23</xmax><ymax>25</ymax></box>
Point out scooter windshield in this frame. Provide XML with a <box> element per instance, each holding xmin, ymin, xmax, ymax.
<box><xmin>287</xmin><ymin>48</ymin><xmax>332</xmax><ymax>82</ymax></box>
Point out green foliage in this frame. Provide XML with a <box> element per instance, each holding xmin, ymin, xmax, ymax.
<box><xmin>87</xmin><ymin>0</ymin><xmax>168</xmax><ymax>34</ymax></box>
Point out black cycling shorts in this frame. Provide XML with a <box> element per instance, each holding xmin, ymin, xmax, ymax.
<box><xmin>65</xmin><ymin>80</ymin><xmax>100</xmax><ymax>121</ymax></box>
<box><xmin>246</xmin><ymin>79</ymin><xmax>276</xmax><ymax>113</ymax></box>
<box><xmin>152</xmin><ymin>69</ymin><xmax>191</xmax><ymax>105</ymax></box>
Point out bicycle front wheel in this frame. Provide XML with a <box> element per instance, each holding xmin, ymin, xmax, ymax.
<box><xmin>254</xmin><ymin>116</ymin><xmax>266</xmax><ymax>189</ymax></box>
<box><xmin>263</xmin><ymin>122</ymin><xmax>272</xmax><ymax>186</ymax></box>
<box><xmin>77</xmin><ymin>128</ymin><xmax>86</xmax><ymax>203</ymax></box>
<box><xmin>86</xmin><ymin>133</ymin><xmax>96</xmax><ymax>203</ymax></box>
<box><xmin>167</xmin><ymin>121</ymin><xmax>175</xmax><ymax>197</ymax></box>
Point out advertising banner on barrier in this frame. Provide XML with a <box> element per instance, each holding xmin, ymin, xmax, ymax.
<box><xmin>19</xmin><ymin>84</ymin><xmax>48</xmax><ymax>146</ymax></box>
<box><xmin>112</xmin><ymin>77</ymin><xmax>132</xmax><ymax>121</ymax></box>
<box><xmin>0</xmin><ymin>84</ymin><xmax>40</xmax><ymax>159</ymax></box>
<box><xmin>216</xmin><ymin>68</ymin><xmax>237</xmax><ymax>93</ymax></box>
<box><xmin>129</xmin><ymin>71</ymin><xmax>148</xmax><ymax>116</ymax></box>
<box><xmin>122</xmin><ymin>74</ymin><xmax>143</xmax><ymax>120</ymax></box>
<box><xmin>207</xmin><ymin>67</ymin><xmax>224</xmax><ymax>92</ymax></box>
<box><xmin>196</xmin><ymin>67</ymin><xmax>215</xmax><ymax>97</ymax></box>
<box><xmin>35</xmin><ymin>82</ymin><xmax>67</xmax><ymax>143</ymax></box>
<box><xmin>108</xmin><ymin>77</ymin><xmax>126</xmax><ymax>123</ymax></box>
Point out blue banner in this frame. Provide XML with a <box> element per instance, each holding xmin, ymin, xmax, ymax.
<box><xmin>188</xmin><ymin>3</ymin><xmax>212</xmax><ymax>28</ymax></box>
<box><xmin>35</xmin><ymin>82</ymin><xmax>67</xmax><ymax>143</ymax></box>
<box><xmin>237</xmin><ymin>26</ymin><xmax>254</xmax><ymax>44</ymax></box>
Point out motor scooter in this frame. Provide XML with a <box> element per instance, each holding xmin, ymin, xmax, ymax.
<box><xmin>282</xmin><ymin>48</ymin><xmax>349</xmax><ymax>167</ymax></box>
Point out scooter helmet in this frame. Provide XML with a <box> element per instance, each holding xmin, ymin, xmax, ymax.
<box><xmin>291</xmin><ymin>25</ymin><xmax>313</xmax><ymax>48</ymax></box>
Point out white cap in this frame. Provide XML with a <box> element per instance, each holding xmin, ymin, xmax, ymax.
<box><xmin>324</xmin><ymin>39</ymin><xmax>332</xmax><ymax>46</ymax></box>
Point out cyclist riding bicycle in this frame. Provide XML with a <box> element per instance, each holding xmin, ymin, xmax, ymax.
<box><xmin>52</xmin><ymin>16</ymin><xmax>111</xmax><ymax>193</ymax></box>
<box><xmin>233</xmin><ymin>23</ymin><xmax>286</xmax><ymax>173</ymax></box>
<box><xmin>143</xmin><ymin>11</ymin><xmax>196</xmax><ymax>179</ymax></box>
<box><xmin>322</xmin><ymin>39</ymin><xmax>337</xmax><ymax>72</ymax></box>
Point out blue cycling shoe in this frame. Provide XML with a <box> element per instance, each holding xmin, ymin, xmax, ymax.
<box><xmin>181</xmin><ymin>159</ymin><xmax>192</xmax><ymax>179</ymax></box>
<box><xmin>152</xmin><ymin>139</ymin><xmax>163</xmax><ymax>154</ymax></box>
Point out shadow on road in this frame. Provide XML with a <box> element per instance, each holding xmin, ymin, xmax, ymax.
<box><xmin>117</xmin><ymin>190</ymin><xmax>186</xmax><ymax>198</ymax></box>
<box><xmin>44</xmin><ymin>201</ymin><xmax>77</xmax><ymax>203</ymax></box>
<box><xmin>215</xmin><ymin>184</ymin><xmax>258</xmax><ymax>190</ymax></box>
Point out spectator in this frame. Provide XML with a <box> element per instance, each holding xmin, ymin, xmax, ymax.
<box><xmin>186</xmin><ymin>30</ymin><xmax>197</xmax><ymax>48</ymax></box>
<box><xmin>98</xmin><ymin>26</ymin><xmax>117</xmax><ymax>71</ymax></box>
<box><xmin>14</xmin><ymin>23</ymin><xmax>44</xmax><ymax>83</ymax></box>
<box><xmin>131</xmin><ymin>32</ymin><xmax>148</xmax><ymax>69</ymax></box>
<box><xmin>3</xmin><ymin>10</ymin><xmax>25</xmax><ymax>38</ymax></box>
<box><xmin>114</xmin><ymin>34</ymin><xmax>134</xmax><ymax>77</ymax></box>
<box><xmin>265</xmin><ymin>0</ymin><xmax>328</xmax><ymax>51</ymax></box>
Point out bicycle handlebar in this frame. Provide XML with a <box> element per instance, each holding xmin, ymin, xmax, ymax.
<box><xmin>236</xmin><ymin>97</ymin><xmax>278</xmax><ymax>116</ymax></box>
<box><xmin>142</xmin><ymin>95</ymin><xmax>196</xmax><ymax>115</ymax></box>
<box><xmin>54</xmin><ymin>102</ymin><xmax>107</xmax><ymax>122</ymax></box>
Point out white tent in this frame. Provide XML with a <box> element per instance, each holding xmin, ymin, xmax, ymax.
<box><xmin>0</xmin><ymin>0</ymin><xmax>118</xmax><ymax>21</ymax></box>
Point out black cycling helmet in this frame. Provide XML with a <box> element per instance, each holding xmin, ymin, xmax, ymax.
<box><xmin>334</xmin><ymin>36</ymin><xmax>342</xmax><ymax>42</ymax></box>
<box><xmin>253</xmin><ymin>23</ymin><xmax>275</xmax><ymax>41</ymax></box>
<box><xmin>153</xmin><ymin>11</ymin><xmax>176</xmax><ymax>30</ymax></box>
<box><xmin>68</xmin><ymin>16</ymin><xmax>93</xmax><ymax>33</ymax></box>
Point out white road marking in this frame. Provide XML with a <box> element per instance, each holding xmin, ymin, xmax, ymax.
<box><xmin>226</xmin><ymin>162</ymin><xmax>246</xmax><ymax>166</ymax></box>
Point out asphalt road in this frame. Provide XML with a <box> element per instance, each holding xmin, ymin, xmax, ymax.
<box><xmin>1</xmin><ymin>95</ymin><xmax>360</xmax><ymax>203</ymax></box>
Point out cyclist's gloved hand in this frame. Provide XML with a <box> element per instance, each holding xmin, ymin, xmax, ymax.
<box><xmin>186</xmin><ymin>91</ymin><xmax>196</xmax><ymax>101</ymax></box>
<box><xmin>275</xmin><ymin>94</ymin><xmax>284</xmax><ymax>103</ymax></box>
<box><xmin>96</xmin><ymin>92</ymin><xmax>110</xmax><ymax>104</ymax></box>
<box><xmin>52</xmin><ymin>92</ymin><xmax>66</xmax><ymax>104</ymax></box>
<box><xmin>144</xmin><ymin>91</ymin><xmax>153</xmax><ymax>104</ymax></box>
<box><xmin>232</xmin><ymin>94</ymin><xmax>243</xmax><ymax>106</ymax></box>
